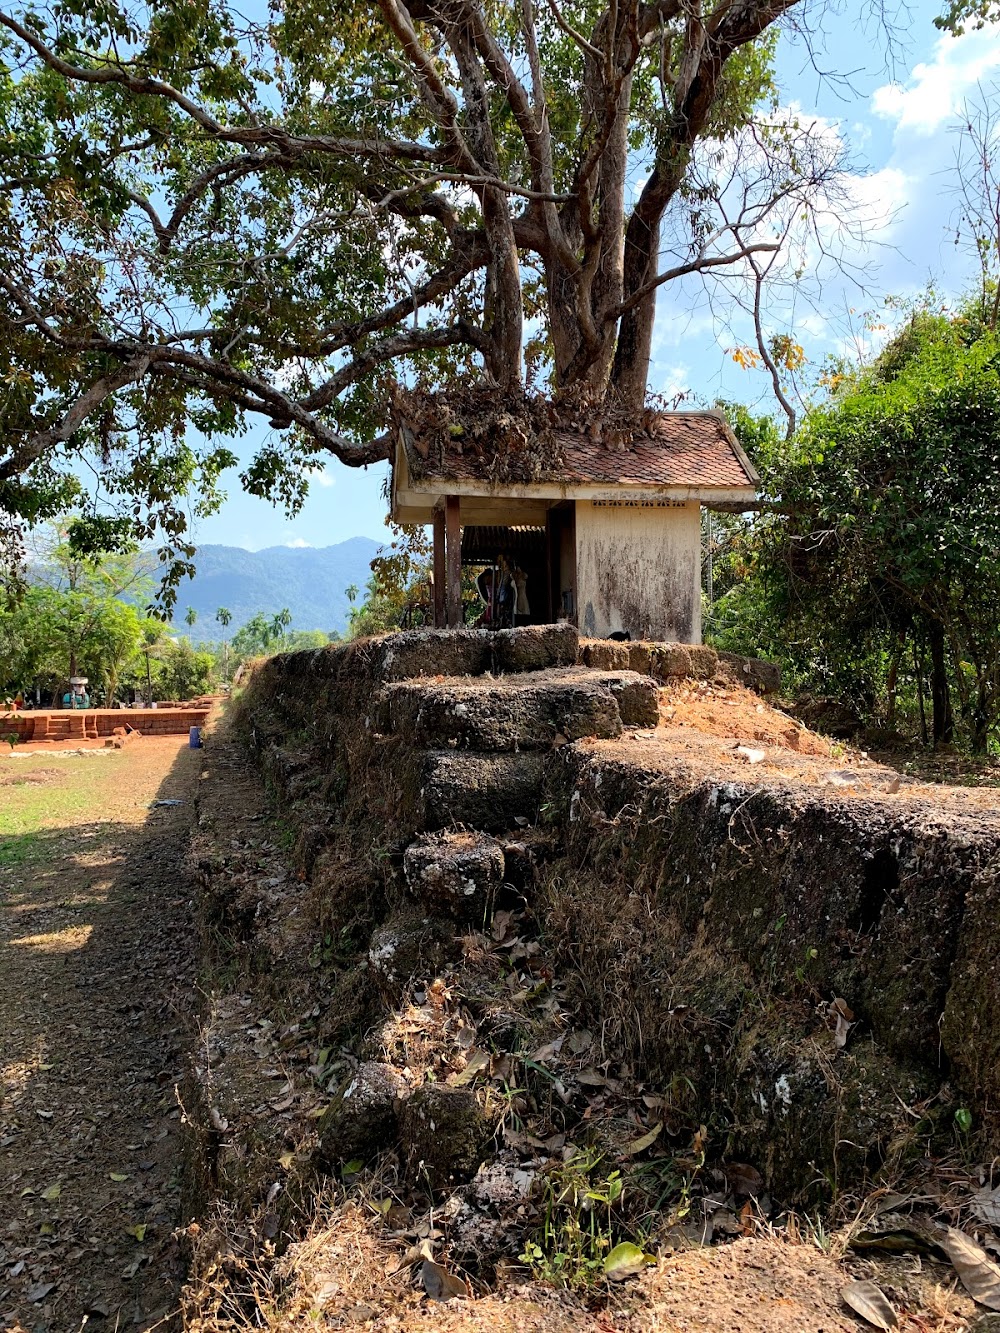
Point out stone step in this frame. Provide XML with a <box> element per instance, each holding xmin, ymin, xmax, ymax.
<box><xmin>420</xmin><ymin>752</ymin><xmax>546</xmax><ymax>832</ymax></box>
<box><xmin>403</xmin><ymin>830</ymin><xmax>505</xmax><ymax>921</ymax></box>
<box><xmin>378</xmin><ymin>667</ymin><xmax>659</xmax><ymax>752</ymax></box>
<box><xmin>348</xmin><ymin>622</ymin><xmax>579</xmax><ymax>683</ymax></box>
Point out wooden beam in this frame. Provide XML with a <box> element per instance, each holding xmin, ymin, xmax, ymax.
<box><xmin>432</xmin><ymin>504</ymin><xmax>446</xmax><ymax>628</ymax></box>
<box><xmin>445</xmin><ymin>494</ymin><xmax>462</xmax><ymax>628</ymax></box>
<box><xmin>545</xmin><ymin>508</ymin><xmax>556</xmax><ymax>624</ymax></box>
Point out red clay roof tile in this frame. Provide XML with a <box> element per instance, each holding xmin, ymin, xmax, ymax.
<box><xmin>405</xmin><ymin>412</ymin><xmax>756</xmax><ymax>490</ymax></box>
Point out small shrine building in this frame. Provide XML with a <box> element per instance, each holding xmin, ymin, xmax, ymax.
<box><xmin>389</xmin><ymin>394</ymin><xmax>758</xmax><ymax>645</ymax></box>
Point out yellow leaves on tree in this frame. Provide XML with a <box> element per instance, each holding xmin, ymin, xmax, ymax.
<box><xmin>730</xmin><ymin>337</ymin><xmax>807</xmax><ymax>373</ymax></box>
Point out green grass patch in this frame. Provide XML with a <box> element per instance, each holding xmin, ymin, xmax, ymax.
<box><xmin>0</xmin><ymin>757</ymin><xmax>101</xmax><ymax>837</ymax></box>
<box><xmin>0</xmin><ymin>832</ymin><xmax>42</xmax><ymax>868</ymax></box>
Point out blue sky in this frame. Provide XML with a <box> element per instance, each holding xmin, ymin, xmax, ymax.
<box><xmin>191</xmin><ymin>0</ymin><xmax>1000</xmax><ymax>552</ymax></box>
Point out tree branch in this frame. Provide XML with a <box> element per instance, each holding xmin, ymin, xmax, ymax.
<box><xmin>0</xmin><ymin>357</ymin><xmax>150</xmax><ymax>479</ymax></box>
<box><xmin>376</xmin><ymin>0</ymin><xmax>483</xmax><ymax>175</ymax></box>
<box><xmin>609</xmin><ymin>241</ymin><xmax>780</xmax><ymax>318</ymax></box>
<box><xmin>302</xmin><ymin>323</ymin><xmax>486</xmax><ymax>412</ymax></box>
<box><xmin>0</xmin><ymin>12</ymin><xmax>456</xmax><ymax>167</ymax></box>
<box><xmin>543</xmin><ymin>0</ymin><xmax>603</xmax><ymax>59</ymax></box>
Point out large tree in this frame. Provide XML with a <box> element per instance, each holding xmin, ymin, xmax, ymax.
<box><xmin>0</xmin><ymin>0</ymin><xmax>854</xmax><ymax>589</ymax></box>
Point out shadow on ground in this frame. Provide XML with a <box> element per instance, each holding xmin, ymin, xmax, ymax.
<box><xmin>0</xmin><ymin>738</ymin><xmax>204</xmax><ymax>1331</ymax></box>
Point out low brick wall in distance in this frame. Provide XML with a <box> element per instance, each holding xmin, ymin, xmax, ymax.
<box><xmin>2</xmin><ymin>706</ymin><xmax>212</xmax><ymax>744</ymax></box>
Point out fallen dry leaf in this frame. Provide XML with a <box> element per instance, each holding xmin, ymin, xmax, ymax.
<box><xmin>624</xmin><ymin>1122</ymin><xmax>663</xmax><ymax>1155</ymax></box>
<box><xmin>842</xmin><ymin>1279</ymin><xmax>897</xmax><ymax>1328</ymax></box>
<box><xmin>971</xmin><ymin>1185</ymin><xmax>1000</xmax><ymax>1229</ymax></box>
<box><xmin>830</xmin><ymin>997</ymin><xmax>855</xmax><ymax>1049</ymax></box>
<box><xmin>421</xmin><ymin>1259</ymin><xmax>469</xmax><ymax>1301</ymax></box>
<box><xmin>451</xmin><ymin>1049</ymin><xmax>490</xmax><ymax>1086</ymax></box>
<box><xmin>935</xmin><ymin>1225</ymin><xmax>1000</xmax><ymax>1310</ymax></box>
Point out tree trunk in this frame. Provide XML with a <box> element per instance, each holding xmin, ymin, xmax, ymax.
<box><xmin>450</xmin><ymin>22</ymin><xmax>523</xmax><ymax>389</ymax></box>
<box><xmin>970</xmin><ymin>668</ymin><xmax>992</xmax><ymax>755</ymax></box>
<box><xmin>611</xmin><ymin>214</ymin><xmax>660</xmax><ymax>406</ymax></box>
<box><xmin>884</xmin><ymin>633</ymin><xmax>905</xmax><ymax>730</ymax></box>
<box><xmin>928</xmin><ymin>620</ymin><xmax>954</xmax><ymax>745</ymax></box>
<box><xmin>915</xmin><ymin>639</ymin><xmax>927</xmax><ymax>745</ymax></box>
<box><xmin>546</xmin><ymin>254</ymin><xmax>586</xmax><ymax>386</ymax></box>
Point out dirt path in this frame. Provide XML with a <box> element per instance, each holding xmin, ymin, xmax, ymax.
<box><xmin>0</xmin><ymin>736</ymin><xmax>203</xmax><ymax>1331</ymax></box>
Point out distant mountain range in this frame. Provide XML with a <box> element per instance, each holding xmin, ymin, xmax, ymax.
<box><xmin>172</xmin><ymin>538</ymin><xmax>382</xmax><ymax>638</ymax></box>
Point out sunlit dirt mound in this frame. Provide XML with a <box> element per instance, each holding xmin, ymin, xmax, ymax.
<box><xmin>658</xmin><ymin>679</ymin><xmax>832</xmax><ymax>754</ymax></box>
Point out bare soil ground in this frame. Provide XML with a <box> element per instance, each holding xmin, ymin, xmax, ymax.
<box><xmin>232</xmin><ymin>1199</ymin><xmax>981</xmax><ymax>1332</ymax></box>
<box><xmin>0</xmin><ymin>736</ymin><xmax>202</xmax><ymax>1331</ymax></box>
<box><xmin>648</xmin><ymin>679</ymin><xmax>1000</xmax><ymax>823</ymax></box>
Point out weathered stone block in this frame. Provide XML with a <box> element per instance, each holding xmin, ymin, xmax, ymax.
<box><xmin>626</xmin><ymin>642</ymin><xmax>653</xmax><ymax>675</ymax></box>
<box><xmin>366</xmin><ymin>629</ymin><xmax>492</xmax><ymax>683</ymax></box>
<box><xmin>400</xmin><ymin>1084</ymin><xmax>495</xmax><ymax>1190</ymax></box>
<box><xmin>650</xmin><ymin>644</ymin><xmax>693</xmax><ymax>679</ymax></box>
<box><xmin>404</xmin><ymin>832</ymin><xmax>505</xmax><ymax>921</ymax></box>
<box><xmin>384</xmin><ymin>676</ymin><xmax>623</xmax><ymax>751</ymax></box>
<box><xmin>687</xmin><ymin>644</ymin><xmax>719</xmax><ymax>678</ymax></box>
<box><xmin>601</xmin><ymin>674</ymin><xmax>661</xmax><ymax>727</ymax></box>
<box><xmin>491</xmin><ymin>623</ymin><xmax>578</xmax><ymax>673</ymax></box>
<box><xmin>580</xmin><ymin>640</ymin><xmax>630</xmax><ymax>671</ymax></box>
<box><xmin>315</xmin><ymin>1061</ymin><xmax>407</xmax><ymax>1170</ymax></box>
<box><xmin>421</xmin><ymin>753</ymin><xmax>546</xmax><ymax>831</ymax></box>
<box><xmin>368</xmin><ymin>909</ymin><xmax>462</xmax><ymax>1004</ymax></box>
<box><xmin>716</xmin><ymin>651</ymin><xmax>781</xmax><ymax>695</ymax></box>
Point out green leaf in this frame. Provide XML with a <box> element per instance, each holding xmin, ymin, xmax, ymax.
<box><xmin>603</xmin><ymin>1242</ymin><xmax>656</xmax><ymax>1280</ymax></box>
<box><xmin>41</xmin><ymin>1184</ymin><xmax>61</xmax><ymax>1201</ymax></box>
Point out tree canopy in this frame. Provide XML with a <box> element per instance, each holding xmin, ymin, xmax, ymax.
<box><xmin>714</xmin><ymin>302</ymin><xmax>1000</xmax><ymax>752</ymax></box>
<box><xmin>0</xmin><ymin>0</ymin><xmax>859</xmax><ymax>592</ymax></box>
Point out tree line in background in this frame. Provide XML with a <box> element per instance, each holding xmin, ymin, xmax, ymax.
<box><xmin>0</xmin><ymin>537</ymin><xmax>344</xmax><ymax>707</ymax></box>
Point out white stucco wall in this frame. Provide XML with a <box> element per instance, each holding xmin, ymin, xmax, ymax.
<box><xmin>575</xmin><ymin>499</ymin><xmax>702</xmax><ymax>643</ymax></box>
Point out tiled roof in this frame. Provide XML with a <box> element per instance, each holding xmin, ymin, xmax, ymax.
<box><xmin>402</xmin><ymin>411</ymin><xmax>757</xmax><ymax>490</ymax></box>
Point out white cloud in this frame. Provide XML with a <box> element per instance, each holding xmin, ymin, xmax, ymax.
<box><xmin>872</xmin><ymin>24</ymin><xmax>1000</xmax><ymax>135</ymax></box>
<box><xmin>651</xmin><ymin>363</ymin><xmax>691</xmax><ymax>400</ymax></box>
<box><xmin>285</xmin><ymin>537</ymin><xmax>312</xmax><ymax>548</ymax></box>
<box><xmin>303</xmin><ymin>463</ymin><xmax>335</xmax><ymax>488</ymax></box>
<box><xmin>796</xmin><ymin>312</ymin><xmax>830</xmax><ymax>338</ymax></box>
<box><xmin>842</xmin><ymin>165</ymin><xmax>913</xmax><ymax>236</ymax></box>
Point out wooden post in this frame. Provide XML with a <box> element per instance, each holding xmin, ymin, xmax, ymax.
<box><xmin>545</xmin><ymin>508</ymin><xmax>557</xmax><ymax>624</ymax></box>
<box><xmin>445</xmin><ymin>494</ymin><xmax>462</xmax><ymax>628</ymax></box>
<box><xmin>432</xmin><ymin>503</ymin><xmax>446</xmax><ymax>628</ymax></box>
